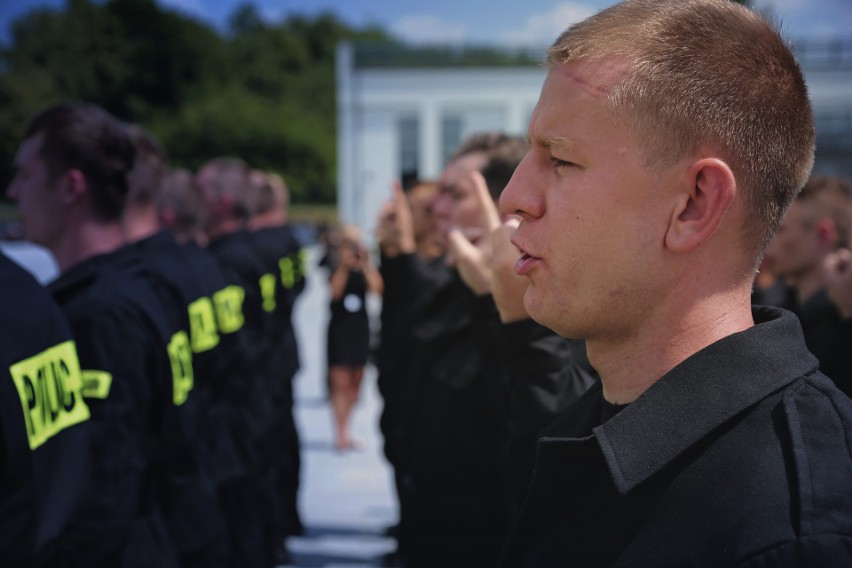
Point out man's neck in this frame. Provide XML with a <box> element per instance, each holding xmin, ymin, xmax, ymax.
<box><xmin>207</xmin><ymin>217</ymin><xmax>245</xmax><ymax>241</ymax></box>
<box><xmin>122</xmin><ymin>202</ymin><xmax>160</xmax><ymax>243</ymax></box>
<box><xmin>249</xmin><ymin>210</ymin><xmax>286</xmax><ymax>230</ymax></box>
<box><xmin>53</xmin><ymin>220</ymin><xmax>126</xmax><ymax>273</ymax></box>
<box><xmin>588</xmin><ymin>288</ymin><xmax>755</xmax><ymax>405</ymax></box>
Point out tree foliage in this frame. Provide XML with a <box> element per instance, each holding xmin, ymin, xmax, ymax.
<box><xmin>0</xmin><ymin>0</ymin><xmax>394</xmax><ymax>203</ymax></box>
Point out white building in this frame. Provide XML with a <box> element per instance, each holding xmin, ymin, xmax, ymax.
<box><xmin>336</xmin><ymin>41</ymin><xmax>852</xmax><ymax>238</ymax></box>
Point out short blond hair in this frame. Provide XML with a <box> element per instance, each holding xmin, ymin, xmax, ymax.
<box><xmin>548</xmin><ymin>0</ymin><xmax>815</xmax><ymax>259</ymax></box>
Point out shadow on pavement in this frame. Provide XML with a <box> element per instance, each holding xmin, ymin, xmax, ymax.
<box><xmin>300</xmin><ymin>439</ymin><xmax>341</xmax><ymax>453</ymax></box>
<box><xmin>283</xmin><ymin>551</ymin><xmax>387</xmax><ymax>567</ymax></box>
<box><xmin>300</xmin><ymin>524</ymin><xmax>387</xmax><ymax>539</ymax></box>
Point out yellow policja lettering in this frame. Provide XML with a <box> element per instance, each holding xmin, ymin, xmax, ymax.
<box><xmin>214</xmin><ymin>285</ymin><xmax>245</xmax><ymax>334</ymax></box>
<box><xmin>81</xmin><ymin>370</ymin><xmax>112</xmax><ymax>399</ymax></box>
<box><xmin>9</xmin><ymin>340</ymin><xmax>90</xmax><ymax>451</ymax></box>
<box><xmin>260</xmin><ymin>273</ymin><xmax>276</xmax><ymax>312</ymax></box>
<box><xmin>188</xmin><ymin>296</ymin><xmax>220</xmax><ymax>353</ymax></box>
<box><xmin>280</xmin><ymin>257</ymin><xmax>295</xmax><ymax>290</ymax></box>
<box><xmin>168</xmin><ymin>330</ymin><xmax>194</xmax><ymax>405</ymax></box>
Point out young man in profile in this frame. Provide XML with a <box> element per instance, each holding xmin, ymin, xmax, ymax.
<box><xmin>8</xmin><ymin>103</ymin><xmax>182</xmax><ymax>566</ymax></box>
<box><xmin>494</xmin><ymin>0</ymin><xmax>852</xmax><ymax>565</ymax></box>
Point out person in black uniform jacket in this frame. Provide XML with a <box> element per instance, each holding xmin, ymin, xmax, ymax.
<box><xmin>765</xmin><ymin>174</ymin><xmax>852</xmax><ymax>396</ymax></box>
<box><xmin>196</xmin><ymin>156</ymin><xmax>281</xmax><ymax>568</ymax></box>
<box><xmin>493</xmin><ymin>0</ymin><xmax>852</xmax><ymax>564</ymax></box>
<box><xmin>378</xmin><ymin>133</ymin><xmax>596</xmax><ymax>568</ymax></box>
<box><xmin>246</xmin><ymin>170</ymin><xmax>307</xmax><ymax>551</ymax></box>
<box><xmin>0</xmin><ymin>252</ymin><xmax>92</xmax><ymax>567</ymax></box>
<box><xmin>325</xmin><ymin>224</ymin><xmax>383</xmax><ymax>452</ymax></box>
<box><xmin>375</xmin><ymin>179</ymin><xmax>445</xmax><ymax>541</ymax></box>
<box><xmin>157</xmin><ymin>168</ymin><xmax>271</xmax><ymax>567</ymax></box>
<box><xmin>123</xmin><ymin>125</ymin><xmax>255</xmax><ymax>567</ymax></box>
<box><xmin>7</xmin><ymin>102</ymin><xmax>181</xmax><ymax>566</ymax></box>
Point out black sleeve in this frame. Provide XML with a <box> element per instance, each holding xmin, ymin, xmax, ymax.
<box><xmin>62</xmin><ymin>306</ymin><xmax>162</xmax><ymax>565</ymax></box>
<box><xmin>495</xmin><ymin>317</ymin><xmax>598</xmax><ymax>513</ymax></box>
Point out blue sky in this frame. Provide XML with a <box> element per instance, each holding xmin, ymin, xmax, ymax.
<box><xmin>2</xmin><ymin>0</ymin><xmax>851</xmax><ymax>46</ymax></box>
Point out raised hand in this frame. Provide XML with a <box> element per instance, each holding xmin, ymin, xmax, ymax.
<box><xmin>491</xmin><ymin>217</ymin><xmax>530</xmax><ymax>322</ymax></box>
<box><xmin>376</xmin><ymin>182</ymin><xmax>416</xmax><ymax>258</ymax></box>
<box><xmin>445</xmin><ymin>170</ymin><xmax>501</xmax><ymax>295</ymax></box>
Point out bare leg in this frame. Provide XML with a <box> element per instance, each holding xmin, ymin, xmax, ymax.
<box><xmin>329</xmin><ymin>366</ymin><xmax>353</xmax><ymax>450</ymax></box>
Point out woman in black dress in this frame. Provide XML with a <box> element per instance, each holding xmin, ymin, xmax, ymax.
<box><xmin>327</xmin><ymin>225</ymin><xmax>383</xmax><ymax>451</ymax></box>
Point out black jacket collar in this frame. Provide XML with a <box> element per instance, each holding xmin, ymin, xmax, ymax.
<box><xmin>541</xmin><ymin>306</ymin><xmax>818</xmax><ymax>494</ymax></box>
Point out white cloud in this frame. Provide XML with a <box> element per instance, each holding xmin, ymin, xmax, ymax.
<box><xmin>391</xmin><ymin>14</ymin><xmax>468</xmax><ymax>45</ymax></box>
<box><xmin>503</xmin><ymin>2</ymin><xmax>597</xmax><ymax>46</ymax></box>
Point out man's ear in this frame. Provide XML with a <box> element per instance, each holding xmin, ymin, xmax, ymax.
<box><xmin>814</xmin><ymin>217</ymin><xmax>839</xmax><ymax>248</ymax></box>
<box><xmin>159</xmin><ymin>208</ymin><xmax>176</xmax><ymax>229</ymax></box>
<box><xmin>61</xmin><ymin>169</ymin><xmax>88</xmax><ymax>206</ymax></box>
<box><xmin>665</xmin><ymin>158</ymin><xmax>736</xmax><ymax>253</ymax></box>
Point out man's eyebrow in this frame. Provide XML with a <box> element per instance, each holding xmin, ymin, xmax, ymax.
<box><xmin>532</xmin><ymin>135</ymin><xmax>576</xmax><ymax>151</ymax></box>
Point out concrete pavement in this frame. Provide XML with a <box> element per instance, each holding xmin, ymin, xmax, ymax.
<box><xmin>284</xmin><ymin>246</ymin><xmax>398</xmax><ymax>567</ymax></box>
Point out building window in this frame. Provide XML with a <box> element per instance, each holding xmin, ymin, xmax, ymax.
<box><xmin>442</xmin><ymin>114</ymin><xmax>464</xmax><ymax>168</ymax></box>
<box><xmin>398</xmin><ymin>115</ymin><xmax>420</xmax><ymax>189</ymax></box>
<box><xmin>815</xmin><ymin>107</ymin><xmax>852</xmax><ymax>153</ymax></box>
<box><xmin>442</xmin><ymin>108</ymin><xmax>508</xmax><ymax>167</ymax></box>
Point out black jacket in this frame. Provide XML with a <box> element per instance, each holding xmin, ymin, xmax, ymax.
<box><xmin>247</xmin><ymin>225</ymin><xmax>306</xmax><ymax>384</ymax></box>
<box><xmin>497</xmin><ymin>307</ymin><xmax>852</xmax><ymax>567</ymax></box>
<box><xmin>207</xmin><ymin>230</ymin><xmax>280</xmax><ymax>440</ymax></box>
<box><xmin>135</xmin><ymin>232</ymin><xmax>255</xmax><ymax>483</ymax></box>
<box><xmin>793</xmin><ymin>288</ymin><xmax>852</xmax><ymax>397</ymax></box>
<box><xmin>377</xmin><ymin>253</ymin><xmax>453</xmax><ymax>468</ymax></box>
<box><xmin>495</xmin><ymin>317</ymin><xmax>598</xmax><ymax>515</ymax></box>
<box><xmin>0</xmin><ymin>253</ymin><xmax>92</xmax><ymax>567</ymax></box>
<box><xmin>49</xmin><ymin>247</ymin><xmax>180</xmax><ymax>567</ymax></box>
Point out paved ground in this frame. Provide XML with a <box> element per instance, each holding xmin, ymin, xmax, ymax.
<box><xmin>284</xmin><ymin>246</ymin><xmax>398</xmax><ymax>567</ymax></box>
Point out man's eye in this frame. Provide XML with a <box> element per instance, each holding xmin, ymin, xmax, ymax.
<box><xmin>549</xmin><ymin>156</ymin><xmax>573</xmax><ymax>169</ymax></box>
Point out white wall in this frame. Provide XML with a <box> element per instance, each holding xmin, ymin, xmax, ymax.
<box><xmin>337</xmin><ymin>45</ymin><xmax>546</xmax><ymax>242</ymax></box>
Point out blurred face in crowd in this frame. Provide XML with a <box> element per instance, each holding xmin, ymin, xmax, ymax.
<box><xmin>7</xmin><ymin>133</ymin><xmax>67</xmax><ymax>251</ymax></box>
<box><xmin>407</xmin><ymin>182</ymin><xmax>440</xmax><ymax>245</ymax></box>
<box><xmin>432</xmin><ymin>151</ymin><xmax>488</xmax><ymax>244</ymax></box>
<box><xmin>765</xmin><ymin>201</ymin><xmax>831</xmax><ymax>281</ymax></box>
<box><xmin>194</xmin><ymin>165</ymin><xmax>225</xmax><ymax>232</ymax></box>
<box><xmin>500</xmin><ymin>60</ymin><xmax>678</xmax><ymax>341</ymax></box>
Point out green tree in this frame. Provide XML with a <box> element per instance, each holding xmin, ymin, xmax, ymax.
<box><xmin>0</xmin><ymin>0</ymin><xmax>393</xmax><ymax>204</ymax></box>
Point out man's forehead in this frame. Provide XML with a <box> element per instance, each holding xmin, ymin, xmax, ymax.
<box><xmin>17</xmin><ymin>133</ymin><xmax>44</xmax><ymax>161</ymax></box>
<box><xmin>441</xmin><ymin>152</ymin><xmax>485</xmax><ymax>184</ymax></box>
<box><xmin>550</xmin><ymin>56</ymin><xmax>632</xmax><ymax>98</ymax></box>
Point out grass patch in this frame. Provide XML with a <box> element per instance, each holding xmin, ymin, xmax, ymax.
<box><xmin>289</xmin><ymin>203</ymin><xmax>338</xmax><ymax>226</ymax></box>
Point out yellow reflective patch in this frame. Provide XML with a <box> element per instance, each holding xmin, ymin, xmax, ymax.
<box><xmin>81</xmin><ymin>370</ymin><xmax>112</xmax><ymax>400</ymax></box>
<box><xmin>188</xmin><ymin>296</ymin><xmax>219</xmax><ymax>353</ymax></box>
<box><xmin>9</xmin><ymin>340</ymin><xmax>91</xmax><ymax>451</ymax></box>
<box><xmin>280</xmin><ymin>256</ymin><xmax>296</xmax><ymax>290</ymax></box>
<box><xmin>280</xmin><ymin>249</ymin><xmax>308</xmax><ymax>290</ymax></box>
<box><xmin>260</xmin><ymin>273</ymin><xmax>276</xmax><ymax>312</ymax></box>
<box><xmin>214</xmin><ymin>285</ymin><xmax>245</xmax><ymax>334</ymax></box>
<box><xmin>168</xmin><ymin>331</ymin><xmax>194</xmax><ymax>406</ymax></box>
<box><xmin>297</xmin><ymin>249</ymin><xmax>308</xmax><ymax>280</ymax></box>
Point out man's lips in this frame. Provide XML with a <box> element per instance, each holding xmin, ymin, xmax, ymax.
<box><xmin>512</xmin><ymin>241</ymin><xmax>541</xmax><ymax>276</ymax></box>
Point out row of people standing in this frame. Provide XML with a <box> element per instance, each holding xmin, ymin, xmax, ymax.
<box><xmin>2</xmin><ymin>102</ymin><xmax>306</xmax><ymax>567</ymax></box>
<box><xmin>757</xmin><ymin>174</ymin><xmax>852</xmax><ymax>396</ymax></box>
<box><xmin>375</xmin><ymin>133</ymin><xmax>598</xmax><ymax>567</ymax></box>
